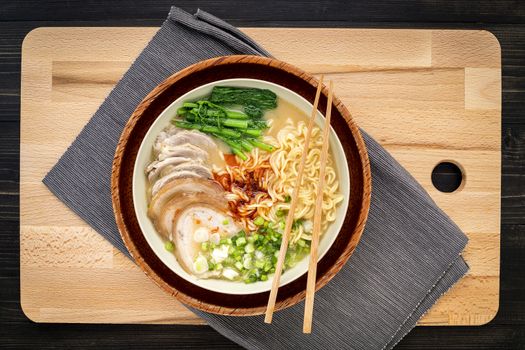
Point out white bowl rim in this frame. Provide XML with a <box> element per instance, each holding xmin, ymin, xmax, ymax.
<box><xmin>132</xmin><ymin>78</ymin><xmax>350</xmax><ymax>295</ymax></box>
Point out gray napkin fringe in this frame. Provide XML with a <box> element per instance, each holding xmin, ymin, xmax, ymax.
<box><xmin>43</xmin><ymin>7</ymin><xmax>469</xmax><ymax>350</ymax></box>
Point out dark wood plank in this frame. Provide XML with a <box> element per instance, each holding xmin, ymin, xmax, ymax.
<box><xmin>0</xmin><ymin>122</ymin><xmax>19</xmax><ymax>197</ymax></box>
<box><xmin>502</xmin><ymin>125</ymin><xmax>525</xmax><ymax>225</ymax></box>
<box><xmin>1</xmin><ymin>0</ymin><xmax>524</xmax><ymax>24</ymax></box>
<box><xmin>498</xmin><ymin>224</ymin><xmax>525</xmax><ymax>326</ymax></box>
<box><xmin>1</xmin><ymin>1</ymin><xmax>524</xmax><ymax>348</ymax></box>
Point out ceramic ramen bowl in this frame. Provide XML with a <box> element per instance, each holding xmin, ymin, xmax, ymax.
<box><xmin>111</xmin><ymin>55</ymin><xmax>371</xmax><ymax>315</ymax></box>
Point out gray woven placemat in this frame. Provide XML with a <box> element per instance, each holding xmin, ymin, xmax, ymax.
<box><xmin>43</xmin><ymin>7</ymin><xmax>468</xmax><ymax>350</ymax></box>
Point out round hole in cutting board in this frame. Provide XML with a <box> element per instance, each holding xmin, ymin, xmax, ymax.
<box><xmin>431</xmin><ymin>162</ymin><xmax>464</xmax><ymax>193</ymax></box>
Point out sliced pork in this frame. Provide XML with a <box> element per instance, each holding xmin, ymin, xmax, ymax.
<box><xmin>146</xmin><ymin>127</ymin><xmax>216</xmax><ymax>197</ymax></box>
<box><xmin>157</xmin><ymin>143</ymin><xmax>209</xmax><ymax>162</ymax></box>
<box><xmin>147</xmin><ymin>177</ymin><xmax>237</xmax><ymax>276</ymax></box>
<box><xmin>151</xmin><ymin>163</ymin><xmax>213</xmax><ymax>196</ymax></box>
<box><xmin>146</xmin><ymin>126</ymin><xmax>237</xmax><ymax>277</ymax></box>
<box><xmin>148</xmin><ymin>177</ymin><xmax>227</xmax><ymax>238</ymax></box>
<box><xmin>146</xmin><ymin>156</ymin><xmax>195</xmax><ymax>182</ymax></box>
<box><xmin>155</xmin><ymin>130</ymin><xmax>216</xmax><ymax>153</ymax></box>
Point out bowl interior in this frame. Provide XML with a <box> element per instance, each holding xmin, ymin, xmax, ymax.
<box><xmin>133</xmin><ymin>78</ymin><xmax>350</xmax><ymax>295</ymax></box>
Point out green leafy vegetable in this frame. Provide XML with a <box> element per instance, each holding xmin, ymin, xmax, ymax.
<box><xmin>210</xmin><ymin>86</ymin><xmax>277</xmax><ymax>111</ymax></box>
<box><xmin>247</xmin><ymin>138</ymin><xmax>275</xmax><ymax>152</ymax></box>
<box><xmin>172</xmin><ymin>87</ymin><xmax>279</xmax><ymax>159</ymax></box>
<box><xmin>244</xmin><ymin>105</ymin><xmax>263</xmax><ymax>118</ymax></box>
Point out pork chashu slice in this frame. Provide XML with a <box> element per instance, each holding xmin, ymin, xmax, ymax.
<box><xmin>156</xmin><ymin>143</ymin><xmax>209</xmax><ymax>162</ymax></box>
<box><xmin>154</xmin><ymin>129</ymin><xmax>216</xmax><ymax>154</ymax></box>
<box><xmin>150</xmin><ymin>162</ymin><xmax>213</xmax><ymax>196</ymax></box>
<box><xmin>147</xmin><ymin>177</ymin><xmax>228</xmax><ymax>239</ymax></box>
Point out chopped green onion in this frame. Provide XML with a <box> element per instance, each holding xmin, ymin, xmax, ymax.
<box><xmin>164</xmin><ymin>241</ymin><xmax>175</xmax><ymax>252</ymax></box>
<box><xmin>253</xmin><ymin>216</ymin><xmax>265</xmax><ymax>226</ymax></box>
<box><xmin>244</xmin><ymin>276</ymin><xmax>257</xmax><ymax>284</ymax></box>
<box><xmin>245</xmin><ymin>243</ymin><xmax>255</xmax><ymax>254</ymax></box>
<box><xmin>243</xmin><ymin>257</ymin><xmax>253</xmax><ymax>269</ymax></box>
<box><xmin>236</xmin><ymin>237</ymin><xmax>247</xmax><ymax>246</ymax></box>
<box><xmin>185</xmin><ymin>219</ymin><xmax>310</xmax><ymax>283</ymax></box>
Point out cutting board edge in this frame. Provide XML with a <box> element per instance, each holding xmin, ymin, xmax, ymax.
<box><xmin>18</xmin><ymin>26</ymin><xmax>502</xmax><ymax>327</ymax></box>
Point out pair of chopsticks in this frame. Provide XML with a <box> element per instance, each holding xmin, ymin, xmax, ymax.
<box><xmin>265</xmin><ymin>75</ymin><xmax>334</xmax><ymax>333</ymax></box>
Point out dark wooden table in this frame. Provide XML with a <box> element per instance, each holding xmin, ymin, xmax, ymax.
<box><xmin>1</xmin><ymin>1</ymin><xmax>524</xmax><ymax>349</ymax></box>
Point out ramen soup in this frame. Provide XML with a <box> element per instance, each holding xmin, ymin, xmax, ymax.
<box><xmin>146</xmin><ymin>86</ymin><xmax>343</xmax><ymax>283</ymax></box>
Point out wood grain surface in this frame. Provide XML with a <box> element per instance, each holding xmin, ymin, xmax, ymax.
<box><xmin>20</xmin><ymin>27</ymin><xmax>500</xmax><ymax>326</ymax></box>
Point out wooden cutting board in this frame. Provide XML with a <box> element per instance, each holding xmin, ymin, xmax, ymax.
<box><xmin>20</xmin><ymin>27</ymin><xmax>501</xmax><ymax>326</ymax></box>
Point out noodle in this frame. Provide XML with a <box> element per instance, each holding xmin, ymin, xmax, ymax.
<box><xmin>214</xmin><ymin>119</ymin><xmax>343</xmax><ymax>243</ymax></box>
<box><xmin>266</xmin><ymin>120</ymin><xmax>344</xmax><ymax>243</ymax></box>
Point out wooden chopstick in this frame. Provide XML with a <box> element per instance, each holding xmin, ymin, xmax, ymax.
<box><xmin>303</xmin><ymin>80</ymin><xmax>334</xmax><ymax>333</ymax></box>
<box><xmin>264</xmin><ymin>75</ymin><xmax>325</xmax><ymax>324</ymax></box>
